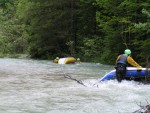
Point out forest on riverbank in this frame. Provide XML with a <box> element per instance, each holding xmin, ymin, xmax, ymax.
<box><xmin>0</xmin><ymin>0</ymin><xmax>149</xmax><ymax>65</ymax></box>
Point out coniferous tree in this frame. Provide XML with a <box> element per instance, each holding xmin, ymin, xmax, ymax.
<box><xmin>96</xmin><ymin>0</ymin><xmax>150</xmax><ymax>64</ymax></box>
<box><xmin>0</xmin><ymin>0</ymin><xmax>27</xmax><ymax>54</ymax></box>
<box><xmin>24</xmin><ymin>0</ymin><xmax>78</xmax><ymax>59</ymax></box>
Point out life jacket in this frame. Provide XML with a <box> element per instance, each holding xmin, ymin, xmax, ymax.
<box><xmin>117</xmin><ymin>54</ymin><xmax>128</xmax><ymax>65</ymax></box>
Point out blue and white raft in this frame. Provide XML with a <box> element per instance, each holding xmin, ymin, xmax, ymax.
<box><xmin>100</xmin><ymin>67</ymin><xmax>150</xmax><ymax>82</ymax></box>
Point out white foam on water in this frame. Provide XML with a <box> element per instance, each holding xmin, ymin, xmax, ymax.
<box><xmin>0</xmin><ymin>58</ymin><xmax>149</xmax><ymax>113</ymax></box>
<box><xmin>79</xmin><ymin>79</ymin><xmax>150</xmax><ymax>113</ymax></box>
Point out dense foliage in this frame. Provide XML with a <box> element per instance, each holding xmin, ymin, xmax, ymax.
<box><xmin>0</xmin><ymin>0</ymin><xmax>149</xmax><ymax>65</ymax></box>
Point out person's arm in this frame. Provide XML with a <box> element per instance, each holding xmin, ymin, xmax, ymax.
<box><xmin>116</xmin><ymin>55</ymin><xmax>120</xmax><ymax>64</ymax></box>
<box><xmin>127</xmin><ymin>56</ymin><xmax>142</xmax><ymax>68</ymax></box>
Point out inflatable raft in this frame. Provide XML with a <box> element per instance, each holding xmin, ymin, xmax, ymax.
<box><xmin>58</xmin><ymin>57</ymin><xmax>76</xmax><ymax>64</ymax></box>
<box><xmin>100</xmin><ymin>67</ymin><xmax>150</xmax><ymax>82</ymax></box>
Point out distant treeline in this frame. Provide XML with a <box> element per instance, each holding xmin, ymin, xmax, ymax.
<box><xmin>0</xmin><ymin>0</ymin><xmax>149</xmax><ymax>65</ymax></box>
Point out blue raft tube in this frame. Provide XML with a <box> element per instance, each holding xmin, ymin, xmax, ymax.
<box><xmin>100</xmin><ymin>67</ymin><xmax>150</xmax><ymax>82</ymax></box>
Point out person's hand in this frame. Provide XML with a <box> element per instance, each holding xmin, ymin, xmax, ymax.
<box><xmin>137</xmin><ymin>66</ymin><xmax>142</xmax><ymax>71</ymax></box>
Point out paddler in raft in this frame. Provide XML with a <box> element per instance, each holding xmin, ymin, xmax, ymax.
<box><xmin>53</xmin><ymin>57</ymin><xmax>59</xmax><ymax>63</ymax></box>
<box><xmin>115</xmin><ymin>49</ymin><xmax>142</xmax><ymax>82</ymax></box>
<box><xmin>76</xmin><ymin>58</ymin><xmax>81</xmax><ymax>64</ymax></box>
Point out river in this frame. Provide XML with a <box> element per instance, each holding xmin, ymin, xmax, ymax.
<box><xmin>0</xmin><ymin>58</ymin><xmax>149</xmax><ymax>113</ymax></box>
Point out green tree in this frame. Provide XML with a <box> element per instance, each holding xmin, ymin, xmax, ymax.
<box><xmin>96</xmin><ymin>0</ymin><xmax>150</xmax><ymax>64</ymax></box>
<box><xmin>76</xmin><ymin>0</ymin><xmax>101</xmax><ymax>62</ymax></box>
<box><xmin>24</xmin><ymin>0</ymin><xmax>79</xmax><ymax>59</ymax></box>
<box><xmin>0</xmin><ymin>0</ymin><xmax>28</xmax><ymax>54</ymax></box>
<box><xmin>133</xmin><ymin>9</ymin><xmax>150</xmax><ymax>65</ymax></box>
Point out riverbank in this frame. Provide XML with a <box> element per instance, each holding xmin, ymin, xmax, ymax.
<box><xmin>0</xmin><ymin>53</ymin><xmax>31</xmax><ymax>59</ymax></box>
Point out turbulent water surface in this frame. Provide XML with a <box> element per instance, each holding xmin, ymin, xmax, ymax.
<box><xmin>0</xmin><ymin>58</ymin><xmax>149</xmax><ymax>113</ymax></box>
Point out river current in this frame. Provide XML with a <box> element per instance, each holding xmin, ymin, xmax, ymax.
<box><xmin>0</xmin><ymin>58</ymin><xmax>149</xmax><ymax>113</ymax></box>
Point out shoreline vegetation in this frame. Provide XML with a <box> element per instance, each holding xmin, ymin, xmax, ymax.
<box><xmin>0</xmin><ymin>0</ymin><xmax>149</xmax><ymax>65</ymax></box>
<box><xmin>0</xmin><ymin>53</ymin><xmax>31</xmax><ymax>59</ymax></box>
